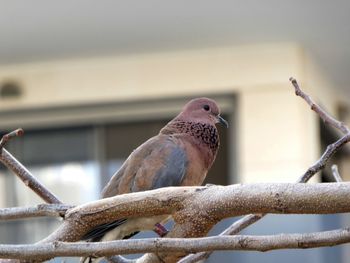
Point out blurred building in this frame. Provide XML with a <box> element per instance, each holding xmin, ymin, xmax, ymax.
<box><xmin>0</xmin><ymin>2</ymin><xmax>350</xmax><ymax>262</ymax></box>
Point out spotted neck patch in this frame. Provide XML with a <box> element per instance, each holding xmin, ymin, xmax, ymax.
<box><xmin>161</xmin><ymin>120</ymin><xmax>219</xmax><ymax>152</ymax></box>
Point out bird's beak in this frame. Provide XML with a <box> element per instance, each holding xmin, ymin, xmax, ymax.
<box><xmin>217</xmin><ymin>115</ymin><xmax>229</xmax><ymax>128</ymax></box>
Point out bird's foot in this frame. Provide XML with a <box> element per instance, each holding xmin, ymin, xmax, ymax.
<box><xmin>154</xmin><ymin>223</ymin><xmax>169</xmax><ymax>237</ymax></box>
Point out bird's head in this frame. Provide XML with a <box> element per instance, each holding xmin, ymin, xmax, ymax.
<box><xmin>176</xmin><ymin>97</ymin><xmax>228</xmax><ymax>128</ymax></box>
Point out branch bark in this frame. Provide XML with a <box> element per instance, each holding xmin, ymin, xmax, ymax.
<box><xmin>181</xmin><ymin>135</ymin><xmax>350</xmax><ymax>263</ymax></box>
<box><xmin>0</xmin><ymin>204</ymin><xmax>73</xmax><ymax>221</ymax></box>
<box><xmin>1</xmin><ymin>228</ymin><xmax>350</xmax><ymax>260</ymax></box>
<box><xmin>289</xmin><ymin>77</ymin><xmax>350</xmax><ymax>134</ymax></box>
<box><xmin>181</xmin><ymin>77</ymin><xmax>350</xmax><ymax>263</ymax></box>
<box><xmin>0</xmin><ymin>148</ymin><xmax>62</xmax><ymax>204</ymax></box>
<box><xmin>0</xmin><ymin>78</ymin><xmax>349</xmax><ymax>263</ymax></box>
<box><xmin>38</xmin><ymin>182</ymin><xmax>350</xmax><ymax>245</ymax></box>
<box><xmin>0</xmin><ymin>182</ymin><xmax>344</xmax><ymax>262</ymax></box>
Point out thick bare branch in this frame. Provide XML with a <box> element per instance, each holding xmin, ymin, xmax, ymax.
<box><xmin>182</xmin><ymin>77</ymin><xmax>350</xmax><ymax>263</ymax></box>
<box><xmin>181</xmin><ymin>135</ymin><xmax>350</xmax><ymax>263</ymax></box>
<box><xmin>1</xmin><ymin>79</ymin><xmax>349</xmax><ymax>263</ymax></box>
<box><xmin>1</xmin><ymin>228</ymin><xmax>350</xmax><ymax>260</ymax></box>
<box><xmin>0</xmin><ymin>204</ymin><xmax>73</xmax><ymax>220</ymax></box>
<box><xmin>37</xmin><ymin>182</ymin><xmax>350</xmax><ymax>246</ymax></box>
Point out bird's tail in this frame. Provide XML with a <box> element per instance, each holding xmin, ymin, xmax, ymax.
<box><xmin>80</xmin><ymin>219</ymin><xmax>139</xmax><ymax>263</ymax></box>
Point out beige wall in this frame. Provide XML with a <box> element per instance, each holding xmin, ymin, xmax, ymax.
<box><xmin>0</xmin><ymin>43</ymin><xmax>339</xmax><ymax>183</ymax></box>
<box><xmin>0</xmin><ymin>43</ymin><xmax>301</xmax><ymax>109</ymax></box>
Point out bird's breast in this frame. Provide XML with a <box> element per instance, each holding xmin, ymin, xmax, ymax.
<box><xmin>163</xmin><ymin>124</ymin><xmax>220</xmax><ymax>186</ymax></box>
<box><xmin>162</xmin><ymin>120</ymin><xmax>220</xmax><ymax>155</ymax></box>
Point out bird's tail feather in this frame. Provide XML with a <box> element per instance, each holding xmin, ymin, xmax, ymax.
<box><xmin>81</xmin><ymin>219</ymin><xmax>127</xmax><ymax>241</ymax></box>
<box><xmin>80</xmin><ymin>219</ymin><xmax>139</xmax><ymax>263</ymax></box>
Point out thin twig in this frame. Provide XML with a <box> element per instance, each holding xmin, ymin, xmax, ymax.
<box><xmin>0</xmin><ymin>204</ymin><xmax>73</xmax><ymax>221</ymax></box>
<box><xmin>0</xmin><ymin>129</ymin><xmax>24</xmax><ymax>151</ymax></box>
<box><xmin>289</xmin><ymin>77</ymin><xmax>350</xmax><ymax>134</ymax></box>
<box><xmin>331</xmin><ymin>164</ymin><xmax>343</xmax><ymax>182</ymax></box>
<box><xmin>218</xmin><ymin>214</ymin><xmax>263</xmax><ymax>236</ymax></box>
<box><xmin>298</xmin><ymin>133</ymin><xmax>350</xmax><ymax>182</ymax></box>
<box><xmin>0</xmin><ymin>140</ymin><xmax>62</xmax><ymax>204</ymax></box>
<box><xmin>1</xmin><ymin>228</ymin><xmax>350</xmax><ymax>260</ymax></box>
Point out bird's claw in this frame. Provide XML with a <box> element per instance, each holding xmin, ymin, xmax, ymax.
<box><xmin>154</xmin><ymin>223</ymin><xmax>169</xmax><ymax>237</ymax></box>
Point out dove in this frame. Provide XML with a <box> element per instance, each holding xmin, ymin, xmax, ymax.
<box><xmin>82</xmin><ymin>97</ymin><xmax>228</xmax><ymax>245</ymax></box>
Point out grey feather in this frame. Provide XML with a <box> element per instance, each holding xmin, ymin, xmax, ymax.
<box><xmin>151</xmin><ymin>146</ymin><xmax>188</xmax><ymax>189</ymax></box>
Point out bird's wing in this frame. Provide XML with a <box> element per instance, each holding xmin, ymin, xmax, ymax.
<box><xmin>102</xmin><ymin>134</ymin><xmax>188</xmax><ymax>197</ymax></box>
<box><xmin>82</xmin><ymin>135</ymin><xmax>188</xmax><ymax>241</ymax></box>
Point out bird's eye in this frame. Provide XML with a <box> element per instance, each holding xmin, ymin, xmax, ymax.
<box><xmin>203</xmin><ymin>105</ymin><xmax>210</xmax><ymax>111</ymax></box>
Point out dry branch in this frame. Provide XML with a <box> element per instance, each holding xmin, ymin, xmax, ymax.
<box><xmin>38</xmin><ymin>182</ymin><xmax>350</xmax><ymax>246</ymax></box>
<box><xmin>182</xmin><ymin>135</ymin><xmax>350</xmax><ymax>263</ymax></box>
<box><xmin>0</xmin><ymin>204</ymin><xmax>73</xmax><ymax>221</ymax></box>
<box><xmin>181</xmin><ymin>77</ymin><xmax>350</xmax><ymax>263</ymax></box>
<box><xmin>289</xmin><ymin>77</ymin><xmax>350</xmax><ymax>134</ymax></box>
<box><xmin>0</xmin><ymin>78</ymin><xmax>350</xmax><ymax>263</ymax></box>
<box><xmin>0</xmin><ymin>148</ymin><xmax>62</xmax><ymax>204</ymax></box>
<box><xmin>299</xmin><ymin>133</ymin><xmax>350</xmax><ymax>182</ymax></box>
<box><xmin>0</xmin><ymin>129</ymin><xmax>24</xmax><ymax>150</ymax></box>
<box><xmin>1</xmin><ymin>228</ymin><xmax>350</xmax><ymax>260</ymax></box>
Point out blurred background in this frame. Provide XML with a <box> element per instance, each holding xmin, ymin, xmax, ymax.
<box><xmin>0</xmin><ymin>1</ymin><xmax>350</xmax><ymax>262</ymax></box>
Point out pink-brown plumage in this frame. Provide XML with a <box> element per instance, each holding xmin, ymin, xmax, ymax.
<box><xmin>83</xmin><ymin>97</ymin><xmax>228</xmax><ymax>244</ymax></box>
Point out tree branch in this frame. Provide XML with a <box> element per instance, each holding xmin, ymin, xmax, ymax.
<box><xmin>181</xmin><ymin>135</ymin><xmax>350</xmax><ymax>263</ymax></box>
<box><xmin>299</xmin><ymin>133</ymin><xmax>350</xmax><ymax>182</ymax></box>
<box><xmin>1</xmin><ymin>228</ymin><xmax>350</xmax><ymax>260</ymax></box>
<box><xmin>1</xmin><ymin>78</ymin><xmax>349</xmax><ymax>263</ymax></box>
<box><xmin>0</xmin><ymin>129</ymin><xmax>24</xmax><ymax>150</ymax></box>
<box><xmin>0</xmin><ymin>130</ymin><xmax>62</xmax><ymax>204</ymax></box>
<box><xmin>0</xmin><ymin>204</ymin><xmax>73</xmax><ymax>221</ymax></box>
<box><xmin>36</xmin><ymin>182</ymin><xmax>350</xmax><ymax>246</ymax></box>
<box><xmin>289</xmin><ymin>77</ymin><xmax>350</xmax><ymax>134</ymax></box>
<box><xmin>178</xmin><ymin>214</ymin><xmax>263</xmax><ymax>263</ymax></box>
<box><xmin>181</xmin><ymin>77</ymin><xmax>350</xmax><ymax>263</ymax></box>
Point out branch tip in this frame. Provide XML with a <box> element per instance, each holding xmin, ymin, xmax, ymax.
<box><xmin>0</xmin><ymin>128</ymin><xmax>24</xmax><ymax>150</ymax></box>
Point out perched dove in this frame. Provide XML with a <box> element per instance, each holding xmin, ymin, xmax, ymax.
<box><xmin>82</xmin><ymin>97</ymin><xmax>228</xmax><ymax>244</ymax></box>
